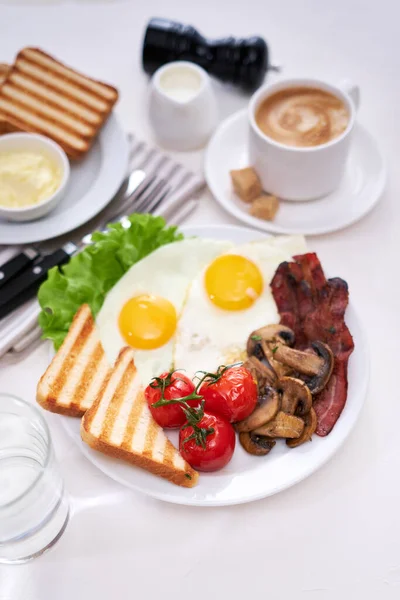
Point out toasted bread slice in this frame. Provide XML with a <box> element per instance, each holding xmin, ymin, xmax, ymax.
<box><xmin>0</xmin><ymin>63</ymin><xmax>15</xmax><ymax>133</ymax></box>
<box><xmin>0</xmin><ymin>63</ymin><xmax>10</xmax><ymax>86</ymax></box>
<box><xmin>0</xmin><ymin>48</ymin><xmax>119</xmax><ymax>158</ymax></box>
<box><xmin>81</xmin><ymin>347</ymin><xmax>199</xmax><ymax>488</ymax></box>
<box><xmin>37</xmin><ymin>304</ymin><xmax>111</xmax><ymax>417</ymax></box>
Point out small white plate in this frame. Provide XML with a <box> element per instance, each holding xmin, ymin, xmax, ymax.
<box><xmin>60</xmin><ymin>224</ymin><xmax>369</xmax><ymax>506</ymax></box>
<box><xmin>0</xmin><ymin>114</ymin><xmax>129</xmax><ymax>244</ymax></box>
<box><xmin>204</xmin><ymin>110</ymin><xmax>386</xmax><ymax>236</ymax></box>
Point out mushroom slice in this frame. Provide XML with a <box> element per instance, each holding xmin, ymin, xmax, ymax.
<box><xmin>273</xmin><ymin>341</ymin><xmax>334</xmax><ymax>394</ymax></box>
<box><xmin>246</xmin><ymin>324</ymin><xmax>295</xmax><ymax>357</ymax></box>
<box><xmin>247</xmin><ymin>325</ymin><xmax>295</xmax><ymax>379</ymax></box>
<box><xmin>239</xmin><ymin>432</ymin><xmax>276</xmax><ymax>456</ymax></box>
<box><xmin>287</xmin><ymin>408</ymin><xmax>317</xmax><ymax>448</ymax></box>
<box><xmin>279</xmin><ymin>377</ymin><xmax>312</xmax><ymax>416</ymax></box>
<box><xmin>243</xmin><ymin>356</ymin><xmax>277</xmax><ymax>389</ymax></box>
<box><xmin>273</xmin><ymin>345</ymin><xmax>324</xmax><ymax>375</ymax></box>
<box><xmin>306</xmin><ymin>342</ymin><xmax>334</xmax><ymax>394</ymax></box>
<box><xmin>236</xmin><ymin>386</ymin><xmax>280</xmax><ymax>432</ymax></box>
<box><xmin>253</xmin><ymin>411</ymin><xmax>304</xmax><ymax>439</ymax></box>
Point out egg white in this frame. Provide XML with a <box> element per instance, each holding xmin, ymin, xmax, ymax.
<box><xmin>96</xmin><ymin>238</ymin><xmax>233</xmax><ymax>385</ymax></box>
<box><xmin>173</xmin><ymin>235</ymin><xmax>307</xmax><ymax>378</ymax></box>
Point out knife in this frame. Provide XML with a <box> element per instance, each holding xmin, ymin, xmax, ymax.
<box><xmin>0</xmin><ymin>243</ymin><xmax>77</xmax><ymax>320</ymax></box>
<box><xmin>0</xmin><ymin>248</ymin><xmax>40</xmax><ymax>288</ymax></box>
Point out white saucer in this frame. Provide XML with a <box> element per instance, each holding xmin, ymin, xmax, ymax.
<box><xmin>0</xmin><ymin>113</ymin><xmax>129</xmax><ymax>245</ymax></box>
<box><xmin>204</xmin><ymin>109</ymin><xmax>386</xmax><ymax>236</ymax></box>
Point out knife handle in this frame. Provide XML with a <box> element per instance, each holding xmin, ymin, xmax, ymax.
<box><xmin>0</xmin><ymin>248</ymin><xmax>40</xmax><ymax>289</ymax></box>
<box><xmin>0</xmin><ymin>245</ymin><xmax>75</xmax><ymax>320</ymax></box>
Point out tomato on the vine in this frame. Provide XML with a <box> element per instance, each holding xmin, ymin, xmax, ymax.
<box><xmin>145</xmin><ymin>371</ymin><xmax>200</xmax><ymax>428</ymax></box>
<box><xmin>179</xmin><ymin>411</ymin><xmax>235</xmax><ymax>472</ymax></box>
<box><xmin>199</xmin><ymin>365</ymin><xmax>257</xmax><ymax>423</ymax></box>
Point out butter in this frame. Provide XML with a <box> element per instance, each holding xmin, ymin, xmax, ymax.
<box><xmin>0</xmin><ymin>151</ymin><xmax>62</xmax><ymax>208</ymax></box>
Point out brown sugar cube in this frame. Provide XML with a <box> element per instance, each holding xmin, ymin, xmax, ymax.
<box><xmin>230</xmin><ymin>167</ymin><xmax>262</xmax><ymax>203</ymax></box>
<box><xmin>250</xmin><ymin>194</ymin><xmax>280</xmax><ymax>221</ymax></box>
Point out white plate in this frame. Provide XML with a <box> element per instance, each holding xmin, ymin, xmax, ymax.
<box><xmin>204</xmin><ymin>110</ymin><xmax>386</xmax><ymax>236</ymax></box>
<box><xmin>60</xmin><ymin>224</ymin><xmax>369</xmax><ymax>506</ymax></box>
<box><xmin>0</xmin><ymin>114</ymin><xmax>129</xmax><ymax>244</ymax></box>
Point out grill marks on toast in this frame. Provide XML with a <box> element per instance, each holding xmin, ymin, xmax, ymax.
<box><xmin>0</xmin><ymin>64</ymin><xmax>14</xmax><ymax>133</ymax></box>
<box><xmin>0</xmin><ymin>48</ymin><xmax>118</xmax><ymax>158</ymax></box>
<box><xmin>0</xmin><ymin>63</ymin><xmax>9</xmax><ymax>86</ymax></box>
<box><xmin>36</xmin><ymin>304</ymin><xmax>110</xmax><ymax>417</ymax></box>
<box><xmin>13</xmin><ymin>60</ymin><xmax>110</xmax><ymax>114</ymax></box>
<box><xmin>143</xmin><ymin>414</ymin><xmax>161</xmax><ymax>458</ymax></box>
<box><xmin>122</xmin><ymin>381</ymin><xmax>147</xmax><ymax>449</ymax></box>
<box><xmin>86</xmin><ymin>346</ymin><xmax>133</xmax><ymax>437</ymax></box>
<box><xmin>0</xmin><ymin>102</ymin><xmax>88</xmax><ymax>152</ymax></box>
<box><xmin>23</xmin><ymin>48</ymin><xmax>117</xmax><ymax>101</ymax></box>
<box><xmin>3</xmin><ymin>79</ymin><xmax>94</xmax><ymax>134</ymax></box>
<box><xmin>81</xmin><ymin>347</ymin><xmax>198</xmax><ymax>487</ymax></box>
<box><xmin>79</xmin><ymin>344</ymin><xmax>109</xmax><ymax>411</ymax></box>
<box><xmin>48</xmin><ymin>308</ymin><xmax>95</xmax><ymax>397</ymax></box>
<box><xmin>163</xmin><ymin>437</ymin><xmax>176</xmax><ymax>469</ymax></box>
<box><xmin>101</xmin><ymin>350</ymin><xmax>138</xmax><ymax>443</ymax></box>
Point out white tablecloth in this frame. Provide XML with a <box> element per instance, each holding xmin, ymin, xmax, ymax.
<box><xmin>1</xmin><ymin>1</ymin><xmax>399</xmax><ymax>599</ymax></box>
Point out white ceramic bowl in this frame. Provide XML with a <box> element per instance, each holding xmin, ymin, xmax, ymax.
<box><xmin>0</xmin><ymin>133</ymin><xmax>70</xmax><ymax>222</ymax></box>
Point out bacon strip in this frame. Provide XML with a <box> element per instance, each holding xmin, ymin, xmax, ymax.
<box><xmin>271</xmin><ymin>253</ymin><xmax>354</xmax><ymax>436</ymax></box>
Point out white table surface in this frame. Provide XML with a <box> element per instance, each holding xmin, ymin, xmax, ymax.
<box><xmin>1</xmin><ymin>1</ymin><xmax>400</xmax><ymax>598</ymax></box>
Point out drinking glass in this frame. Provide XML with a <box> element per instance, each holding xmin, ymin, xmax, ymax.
<box><xmin>0</xmin><ymin>393</ymin><xmax>69</xmax><ymax>563</ymax></box>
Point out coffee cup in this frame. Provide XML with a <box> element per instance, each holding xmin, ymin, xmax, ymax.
<box><xmin>248</xmin><ymin>78</ymin><xmax>360</xmax><ymax>201</ymax></box>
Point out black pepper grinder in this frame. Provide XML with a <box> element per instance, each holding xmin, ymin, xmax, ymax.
<box><xmin>142</xmin><ymin>17</ymin><xmax>278</xmax><ymax>92</ymax></box>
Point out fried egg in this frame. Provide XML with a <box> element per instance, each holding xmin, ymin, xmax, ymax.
<box><xmin>173</xmin><ymin>235</ymin><xmax>307</xmax><ymax>377</ymax></box>
<box><xmin>96</xmin><ymin>238</ymin><xmax>233</xmax><ymax>384</ymax></box>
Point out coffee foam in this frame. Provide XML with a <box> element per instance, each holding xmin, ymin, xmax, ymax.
<box><xmin>255</xmin><ymin>87</ymin><xmax>349</xmax><ymax>148</ymax></box>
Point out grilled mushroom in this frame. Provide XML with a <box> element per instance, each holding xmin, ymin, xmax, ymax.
<box><xmin>305</xmin><ymin>342</ymin><xmax>334</xmax><ymax>394</ymax></box>
<box><xmin>253</xmin><ymin>411</ymin><xmax>304</xmax><ymax>438</ymax></box>
<box><xmin>243</xmin><ymin>356</ymin><xmax>277</xmax><ymax>389</ymax></box>
<box><xmin>287</xmin><ymin>408</ymin><xmax>317</xmax><ymax>448</ymax></box>
<box><xmin>247</xmin><ymin>325</ymin><xmax>295</xmax><ymax>378</ymax></box>
<box><xmin>279</xmin><ymin>377</ymin><xmax>312</xmax><ymax>416</ymax></box>
<box><xmin>273</xmin><ymin>341</ymin><xmax>334</xmax><ymax>394</ymax></box>
<box><xmin>236</xmin><ymin>387</ymin><xmax>280</xmax><ymax>432</ymax></box>
<box><xmin>246</xmin><ymin>324</ymin><xmax>295</xmax><ymax>356</ymax></box>
<box><xmin>239</xmin><ymin>431</ymin><xmax>276</xmax><ymax>456</ymax></box>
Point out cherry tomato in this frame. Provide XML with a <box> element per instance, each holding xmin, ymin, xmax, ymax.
<box><xmin>145</xmin><ymin>371</ymin><xmax>199</xmax><ymax>428</ymax></box>
<box><xmin>179</xmin><ymin>411</ymin><xmax>236</xmax><ymax>472</ymax></box>
<box><xmin>200</xmin><ymin>365</ymin><xmax>257</xmax><ymax>423</ymax></box>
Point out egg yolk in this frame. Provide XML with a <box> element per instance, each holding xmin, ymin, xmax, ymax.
<box><xmin>118</xmin><ymin>295</ymin><xmax>177</xmax><ymax>350</ymax></box>
<box><xmin>204</xmin><ymin>254</ymin><xmax>263</xmax><ymax>310</ymax></box>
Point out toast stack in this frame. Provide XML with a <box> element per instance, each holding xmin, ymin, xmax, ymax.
<box><xmin>0</xmin><ymin>48</ymin><xmax>119</xmax><ymax>158</ymax></box>
<box><xmin>81</xmin><ymin>347</ymin><xmax>199</xmax><ymax>488</ymax></box>
<box><xmin>37</xmin><ymin>304</ymin><xmax>111</xmax><ymax>417</ymax></box>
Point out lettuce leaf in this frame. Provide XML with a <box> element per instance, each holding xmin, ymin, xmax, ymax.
<box><xmin>38</xmin><ymin>213</ymin><xmax>184</xmax><ymax>350</ymax></box>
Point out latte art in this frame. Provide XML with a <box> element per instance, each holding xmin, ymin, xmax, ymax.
<box><xmin>255</xmin><ymin>87</ymin><xmax>349</xmax><ymax>147</ymax></box>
